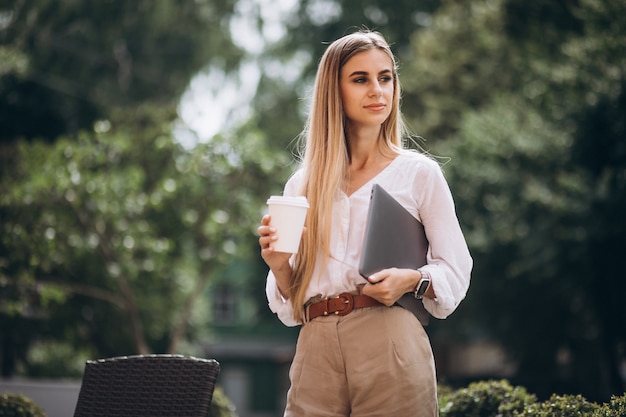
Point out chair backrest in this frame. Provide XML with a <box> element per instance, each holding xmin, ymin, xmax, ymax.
<box><xmin>73</xmin><ymin>354</ymin><xmax>220</xmax><ymax>417</ymax></box>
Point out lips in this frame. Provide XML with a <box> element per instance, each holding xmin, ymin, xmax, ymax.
<box><xmin>364</xmin><ymin>103</ymin><xmax>386</xmax><ymax>111</ymax></box>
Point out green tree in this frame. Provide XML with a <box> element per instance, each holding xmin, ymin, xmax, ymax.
<box><xmin>401</xmin><ymin>0</ymin><xmax>528</xmax><ymax>140</ymax></box>
<box><xmin>1</xmin><ymin>106</ymin><xmax>289</xmax><ymax>375</ymax></box>
<box><xmin>278</xmin><ymin>0</ymin><xmax>440</xmax><ymax>69</ymax></box>
<box><xmin>0</xmin><ymin>0</ymin><xmax>241</xmax><ymax>143</ymax></box>
<box><xmin>0</xmin><ymin>0</ymin><xmax>268</xmax><ymax>377</ymax></box>
<box><xmin>404</xmin><ymin>0</ymin><xmax>625</xmax><ymax>400</ymax></box>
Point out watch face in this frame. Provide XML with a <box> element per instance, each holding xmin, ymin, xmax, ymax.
<box><xmin>416</xmin><ymin>279</ymin><xmax>430</xmax><ymax>295</ymax></box>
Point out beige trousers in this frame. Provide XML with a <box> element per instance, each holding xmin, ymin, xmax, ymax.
<box><xmin>284</xmin><ymin>305</ymin><xmax>438</xmax><ymax>417</ymax></box>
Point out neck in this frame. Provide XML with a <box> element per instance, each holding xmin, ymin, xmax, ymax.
<box><xmin>346</xmin><ymin>125</ymin><xmax>382</xmax><ymax>164</ymax></box>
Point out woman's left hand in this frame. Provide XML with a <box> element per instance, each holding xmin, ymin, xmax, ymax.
<box><xmin>361</xmin><ymin>268</ymin><xmax>419</xmax><ymax>306</ymax></box>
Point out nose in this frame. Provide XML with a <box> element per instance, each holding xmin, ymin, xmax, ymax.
<box><xmin>369</xmin><ymin>80</ymin><xmax>383</xmax><ymax>97</ymax></box>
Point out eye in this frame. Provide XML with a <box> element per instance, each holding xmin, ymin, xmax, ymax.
<box><xmin>353</xmin><ymin>77</ymin><xmax>367</xmax><ymax>83</ymax></box>
<box><xmin>379</xmin><ymin>75</ymin><xmax>393</xmax><ymax>83</ymax></box>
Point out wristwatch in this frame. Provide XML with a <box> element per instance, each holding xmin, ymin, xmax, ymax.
<box><xmin>414</xmin><ymin>271</ymin><xmax>431</xmax><ymax>300</ymax></box>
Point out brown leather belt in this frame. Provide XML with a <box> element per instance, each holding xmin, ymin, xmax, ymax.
<box><xmin>306</xmin><ymin>292</ymin><xmax>383</xmax><ymax>321</ymax></box>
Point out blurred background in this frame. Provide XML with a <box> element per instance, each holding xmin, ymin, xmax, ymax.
<box><xmin>1</xmin><ymin>0</ymin><xmax>625</xmax><ymax>416</ymax></box>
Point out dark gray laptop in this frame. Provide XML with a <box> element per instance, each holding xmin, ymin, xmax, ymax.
<box><xmin>359</xmin><ymin>183</ymin><xmax>430</xmax><ymax>325</ymax></box>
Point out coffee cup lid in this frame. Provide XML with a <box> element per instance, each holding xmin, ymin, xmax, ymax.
<box><xmin>267</xmin><ymin>195</ymin><xmax>309</xmax><ymax>208</ymax></box>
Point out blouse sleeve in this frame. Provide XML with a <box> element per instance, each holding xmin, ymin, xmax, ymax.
<box><xmin>416</xmin><ymin>158</ymin><xmax>472</xmax><ymax>319</ymax></box>
<box><xmin>264</xmin><ymin>172</ymin><xmax>302</xmax><ymax>327</ymax></box>
<box><xmin>266</xmin><ymin>270</ymin><xmax>300</xmax><ymax>326</ymax></box>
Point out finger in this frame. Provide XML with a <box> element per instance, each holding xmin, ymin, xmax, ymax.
<box><xmin>257</xmin><ymin>225</ymin><xmax>276</xmax><ymax>237</ymax></box>
<box><xmin>261</xmin><ymin>246</ymin><xmax>275</xmax><ymax>256</ymax></box>
<box><xmin>367</xmin><ymin>271</ymin><xmax>387</xmax><ymax>284</ymax></box>
<box><xmin>366</xmin><ymin>274</ymin><xmax>378</xmax><ymax>284</ymax></box>
<box><xmin>259</xmin><ymin>234</ymin><xmax>277</xmax><ymax>248</ymax></box>
<box><xmin>361</xmin><ymin>282</ymin><xmax>378</xmax><ymax>299</ymax></box>
<box><xmin>361</xmin><ymin>282</ymin><xmax>394</xmax><ymax>306</ymax></box>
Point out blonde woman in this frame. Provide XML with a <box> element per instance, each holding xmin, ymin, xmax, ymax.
<box><xmin>258</xmin><ymin>30</ymin><xmax>472</xmax><ymax>416</ymax></box>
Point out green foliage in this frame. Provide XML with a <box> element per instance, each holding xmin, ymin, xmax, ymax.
<box><xmin>433</xmin><ymin>95</ymin><xmax>603</xmax><ymax>397</ymax></box>
<box><xmin>209</xmin><ymin>387</ymin><xmax>239</xmax><ymax>417</ymax></box>
<box><xmin>404</xmin><ymin>0</ymin><xmax>517</xmax><ymax>140</ymax></box>
<box><xmin>24</xmin><ymin>340</ymin><xmax>89</xmax><ymax>378</ymax></box>
<box><xmin>0</xmin><ymin>394</ymin><xmax>46</xmax><ymax>417</ymax></box>
<box><xmin>592</xmin><ymin>393</ymin><xmax>626</xmax><ymax>417</ymax></box>
<box><xmin>515</xmin><ymin>393</ymin><xmax>599</xmax><ymax>417</ymax></box>
<box><xmin>1</xmin><ymin>105</ymin><xmax>285</xmax><ymax>363</ymax></box>
<box><xmin>406</xmin><ymin>0</ymin><xmax>626</xmax><ymax>400</ymax></box>
<box><xmin>437</xmin><ymin>381</ymin><xmax>626</xmax><ymax>417</ymax></box>
<box><xmin>438</xmin><ymin>379</ymin><xmax>536</xmax><ymax>417</ymax></box>
<box><xmin>0</xmin><ymin>0</ymin><xmax>243</xmax><ymax>141</ymax></box>
<box><xmin>277</xmin><ymin>0</ymin><xmax>440</xmax><ymax>77</ymax></box>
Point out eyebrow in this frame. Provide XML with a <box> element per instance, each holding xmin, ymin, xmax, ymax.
<box><xmin>347</xmin><ymin>69</ymin><xmax>393</xmax><ymax>77</ymax></box>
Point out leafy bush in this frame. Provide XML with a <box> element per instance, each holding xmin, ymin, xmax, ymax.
<box><xmin>592</xmin><ymin>393</ymin><xmax>626</xmax><ymax>417</ymax></box>
<box><xmin>209</xmin><ymin>386</ymin><xmax>238</xmax><ymax>417</ymax></box>
<box><xmin>438</xmin><ymin>380</ymin><xmax>625</xmax><ymax>417</ymax></box>
<box><xmin>515</xmin><ymin>393</ymin><xmax>599</xmax><ymax>416</ymax></box>
<box><xmin>0</xmin><ymin>394</ymin><xmax>46</xmax><ymax>417</ymax></box>
<box><xmin>438</xmin><ymin>379</ymin><xmax>536</xmax><ymax>417</ymax></box>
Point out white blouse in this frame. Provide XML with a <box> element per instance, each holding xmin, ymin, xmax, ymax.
<box><xmin>265</xmin><ymin>151</ymin><xmax>473</xmax><ymax>327</ymax></box>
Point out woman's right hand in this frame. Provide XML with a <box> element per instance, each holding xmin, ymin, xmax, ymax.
<box><xmin>258</xmin><ymin>214</ymin><xmax>293</xmax><ymax>272</ymax></box>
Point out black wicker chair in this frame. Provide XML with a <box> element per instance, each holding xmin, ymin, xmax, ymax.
<box><xmin>73</xmin><ymin>354</ymin><xmax>220</xmax><ymax>417</ymax></box>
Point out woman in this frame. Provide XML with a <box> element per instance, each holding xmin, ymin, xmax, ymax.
<box><xmin>258</xmin><ymin>30</ymin><xmax>472</xmax><ymax>417</ymax></box>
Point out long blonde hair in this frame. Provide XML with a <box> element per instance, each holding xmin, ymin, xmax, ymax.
<box><xmin>290</xmin><ymin>30</ymin><xmax>407</xmax><ymax>322</ymax></box>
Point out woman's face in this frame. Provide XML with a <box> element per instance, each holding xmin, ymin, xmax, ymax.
<box><xmin>339</xmin><ymin>48</ymin><xmax>394</xmax><ymax>130</ymax></box>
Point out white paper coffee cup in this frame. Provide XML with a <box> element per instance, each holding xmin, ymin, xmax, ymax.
<box><xmin>267</xmin><ymin>195</ymin><xmax>309</xmax><ymax>253</ymax></box>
